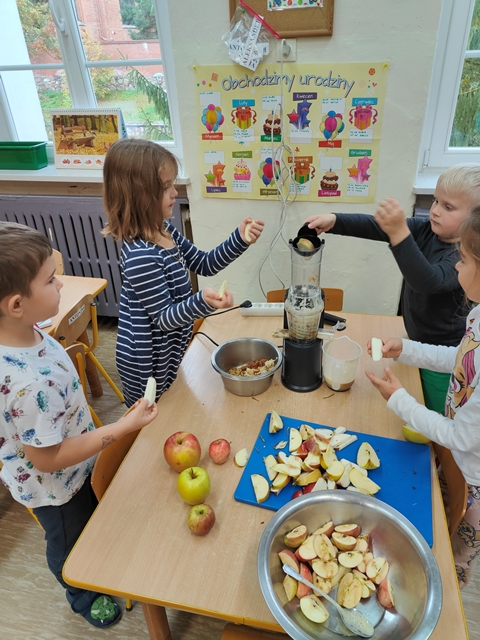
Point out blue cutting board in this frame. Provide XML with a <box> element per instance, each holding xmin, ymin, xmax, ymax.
<box><xmin>234</xmin><ymin>413</ymin><xmax>433</xmax><ymax>546</ymax></box>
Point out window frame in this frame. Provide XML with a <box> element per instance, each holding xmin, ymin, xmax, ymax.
<box><xmin>0</xmin><ymin>0</ymin><xmax>184</xmax><ymax>163</ymax></box>
<box><xmin>419</xmin><ymin>0</ymin><xmax>480</xmax><ymax>172</ymax></box>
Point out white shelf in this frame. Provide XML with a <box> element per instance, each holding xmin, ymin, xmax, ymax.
<box><xmin>0</xmin><ymin>165</ymin><xmax>191</xmax><ymax>184</ymax></box>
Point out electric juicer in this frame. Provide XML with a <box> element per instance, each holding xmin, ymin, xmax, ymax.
<box><xmin>280</xmin><ymin>225</ymin><xmax>341</xmax><ymax>392</ymax></box>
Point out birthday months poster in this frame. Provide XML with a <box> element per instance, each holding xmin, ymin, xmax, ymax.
<box><xmin>195</xmin><ymin>62</ymin><xmax>388</xmax><ymax>203</ymax></box>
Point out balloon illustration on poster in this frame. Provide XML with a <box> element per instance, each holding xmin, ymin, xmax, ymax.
<box><xmin>201</xmin><ymin>104</ymin><xmax>225</xmax><ymax>132</ymax></box>
<box><xmin>319</xmin><ymin>110</ymin><xmax>345</xmax><ymax>140</ymax></box>
<box><xmin>258</xmin><ymin>157</ymin><xmax>281</xmax><ymax>186</ymax></box>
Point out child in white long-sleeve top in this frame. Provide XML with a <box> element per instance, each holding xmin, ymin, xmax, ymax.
<box><xmin>366</xmin><ymin>206</ymin><xmax>480</xmax><ymax>588</ymax></box>
<box><xmin>102</xmin><ymin>138</ymin><xmax>264</xmax><ymax>407</ymax></box>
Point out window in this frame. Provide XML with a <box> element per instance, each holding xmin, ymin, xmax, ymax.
<box><xmin>0</xmin><ymin>0</ymin><xmax>183</xmax><ymax>161</ymax></box>
<box><xmin>420</xmin><ymin>0</ymin><xmax>480</xmax><ymax>172</ymax></box>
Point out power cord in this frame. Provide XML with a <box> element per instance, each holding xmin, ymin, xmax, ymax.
<box><xmin>191</xmin><ymin>301</ymin><xmax>253</xmax><ymax>346</ymax></box>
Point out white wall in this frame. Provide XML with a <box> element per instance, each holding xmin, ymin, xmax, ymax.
<box><xmin>167</xmin><ymin>1</ymin><xmax>442</xmax><ymax>315</ymax></box>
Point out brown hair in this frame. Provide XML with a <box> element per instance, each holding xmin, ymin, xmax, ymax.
<box><xmin>102</xmin><ymin>138</ymin><xmax>179</xmax><ymax>242</ymax></box>
<box><xmin>459</xmin><ymin>205</ymin><xmax>480</xmax><ymax>267</ymax></box>
<box><xmin>0</xmin><ymin>222</ymin><xmax>52</xmax><ymax>302</ymax></box>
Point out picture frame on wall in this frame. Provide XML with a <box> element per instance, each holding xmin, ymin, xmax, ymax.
<box><xmin>51</xmin><ymin>108</ymin><xmax>127</xmax><ymax>169</ymax></box>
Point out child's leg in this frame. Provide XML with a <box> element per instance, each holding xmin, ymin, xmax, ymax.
<box><xmin>33</xmin><ymin>478</ymin><xmax>121</xmax><ymax>627</ymax></box>
<box><xmin>419</xmin><ymin>369</ymin><xmax>451</xmax><ymax>413</ymax></box>
<box><xmin>451</xmin><ymin>484</ymin><xmax>480</xmax><ymax>588</ymax></box>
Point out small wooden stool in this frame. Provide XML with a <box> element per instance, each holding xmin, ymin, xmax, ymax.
<box><xmin>221</xmin><ymin>623</ymin><xmax>286</xmax><ymax>640</ymax></box>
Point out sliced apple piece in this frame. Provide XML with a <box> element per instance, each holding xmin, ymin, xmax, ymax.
<box><xmin>335</xmin><ymin>523</ymin><xmax>361</xmax><ymax>537</ymax></box>
<box><xmin>329</xmin><ymin>433</ymin><xmax>352</xmax><ymax>449</ymax></box>
<box><xmin>313</xmin><ymin>573</ymin><xmax>332</xmax><ymax>594</ymax></box>
<box><xmin>331</xmin><ymin>532</ymin><xmax>357</xmax><ymax>551</ymax></box>
<box><xmin>291</xmin><ymin>441</ymin><xmax>308</xmax><ymax>459</ymax></box>
<box><xmin>284</xmin><ymin>525</ymin><xmax>308</xmax><ymax>549</ymax></box>
<box><xmin>354</xmin><ymin>538</ymin><xmax>369</xmax><ymax>553</ymax></box>
<box><xmin>371</xmin><ymin>337</ymin><xmax>383</xmax><ymax>362</ymax></box>
<box><xmin>304</xmin><ymin>436</ymin><xmax>320</xmax><ymax>454</ymax></box>
<box><xmin>263</xmin><ymin>454</ymin><xmax>278</xmax><ymax>482</ymax></box>
<box><xmin>313</xmin><ymin>533</ymin><xmax>336</xmax><ymax>561</ymax></box>
<box><xmin>336</xmin><ymin>435</ymin><xmax>358</xmax><ymax>451</ymax></box>
<box><xmin>234</xmin><ymin>447</ymin><xmax>249</xmax><ymax>467</ymax></box>
<box><xmin>330</xmin><ymin>563</ymin><xmax>349</xmax><ymax>588</ymax></box>
<box><xmin>269</xmin><ymin>410</ymin><xmax>283</xmax><ymax>434</ymax></box>
<box><xmin>296</xmin><ymin>535</ymin><xmax>317</xmax><ymax>561</ymax></box>
<box><xmin>349</xmin><ymin>467</ymin><xmax>381</xmax><ymax>495</ymax></box>
<box><xmin>311</xmin><ymin>477</ymin><xmax>328</xmax><ymax>492</ymax></box>
<box><xmin>277</xmin><ymin>451</ymin><xmax>290</xmax><ymax>465</ymax></box>
<box><xmin>299</xmin><ymin>594</ymin><xmax>329</xmax><ymax>623</ymax></box>
<box><xmin>303</xmin><ymin>452</ymin><xmax>322</xmax><ymax>470</ymax></box>
<box><xmin>312</xmin><ymin>520</ymin><xmax>334</xmax><ymax>537</ymax></box>
<box><xmin>289</xmin><ymin>427</ymin><xmax>303</xmax><ymax>452</ymax></box>
<box><xmin>326</xmin><ymin>479</ymin><xmax>337</xmax><ymax>490</ymax></box>
<box><xmin>244</xmin><ymin>221</ymin><xmax>253</xmax><ymax>243</ymax></box>
<box><xmin>321</xmin><ymin>445</ymin><xmax>338</xmax><ymax>469</ymax></box>
<box><xmin>299</xmin><ymin>423</ymin><xmax>316</xmax><ymax>440</ymax></box>
<box><xmin>366</xmin><ymin>557</ymin><xmax>389</xmax><ymax>584</ymax></box>
<box><xmin>337</xmin><ymin>572</ymin><xmax>362</xmax><ymax>609</ymax></box>
<box><xmin>315</xmin><ymin>428</ymin><xmax>334</xmax><ymax>442</ymax></box>
<box><xmin>271</xmin><ymin>463</ymin><xmax>302</xmax><ymax>478</ymax></box>
<box><xmin>271</xmin><ymin>472</ymin><xmax>290</xmax><ymax>494</ymax></box>
<box><xmin>218</xmin><ymin>279</ymin><xmax>228</xmax><ymax>300</ymax></box>
<box><xmin>357</xmin><ymin>441</ymin><xmax>381</xmax><ymax>470</ymax></box>
<box><xmin>338</xmin><ymin>551</ymin><xmax>364</xmax><ymax>569</ymax></box>
<box><xmin>282</xmin><ymin>574</ymin><xmax>297</xmax><ymax>602</ymax></box>
<box><xmin>311</xmin><ymin>558</ymin><xmax>339</xmax><ymax>580</ymax></box>
<box><xmin>353</xmin><ymin>569</ymin><xmax>376</xmax><ymax>598</ymax></box>
<box><xmin>325</xmin><ymin>460</ymin><xmax>344</xmax><ymax>482</ymax></box>
<box><xmin>377</xmin><ymin>577</ymin><xmax>395</xmax><ymax>608</ymax></box>
<box><xmin>297</xmin><ymin>563</ymin><xmax>313</xmax><ymax>598</ymax></box>
<box><xmin>336</xmin><ymin>461</ymin><xmax>353</xmax><ymax>488</ymax></box>
<box><xmin>250</xmin><ymin>474</ymin><xmax>270</xmax><ymax>503</ymax></box>
<box><xmin>143</xmin><ymin>377</ymin><xmax>157</xmax><ymax>407</ymax></box>
<box><xmin>278</xmin><ymin>548</ymin><xmax>300</xmax><ymax>570</ymax></box>
<box><xmin>341</xmin><ymin>459</ymin><xmax>368</xmax><ymax>476</ymax></box>
<box><xmin>294</xmin><ymin>469</ymin><xmax>322</xmax><ymax>486</ymax></box>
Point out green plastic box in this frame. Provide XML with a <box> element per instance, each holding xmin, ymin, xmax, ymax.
<box><xmin>0</xmin><ymin>141</ymin><xmax>48</xmax><ymax>170</ymax></box>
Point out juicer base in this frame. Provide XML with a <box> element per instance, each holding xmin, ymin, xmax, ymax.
<box><xmin>281</xmin><ymin>338</ymin><xmax>323</xmax><ymax>392</ymax></box>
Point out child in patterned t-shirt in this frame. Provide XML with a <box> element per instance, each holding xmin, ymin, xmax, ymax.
<box><xmin>0</xmin><ymin>222</ymin><xmax>157</xmax><ymax>629</ymax></box>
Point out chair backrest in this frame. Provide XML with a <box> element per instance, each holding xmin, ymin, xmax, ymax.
<box><xmin>433</xmin><ymin>442</ymin><xmax>468</xmax><ymax>536</ymax></box>
<box><xmin>53</xmin><ymin>293</ymin><xmax>94</xmax><ymax>346</ymax></box>
<box><xmin>91</xmin><ymin>427</ymin><xmax>139</xmax><ymax>501</ymax></box>
<box><xmin>266</xmin><ymin>287</ymin><xmax>344</xmax><ymax>311</ymax></box>
<box><xmin>53</xmin><ymin>249</ymin><xmax>65</xmax><ymax>275</ymax></box>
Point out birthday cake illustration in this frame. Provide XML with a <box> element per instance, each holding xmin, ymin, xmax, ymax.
<box><xmin>320</xmin><ymin>170</ymin><xmax>339</xmax><ymax>190</ymax></box>
<box><xmin>233</xmin><ymin>159</ymin><xmax>251</xmax><ymax>181</ymax></box>
<box><xmin>263</xmin><ymin>114</ymin><xmax>281</xmax><ymax>136</ymax></box>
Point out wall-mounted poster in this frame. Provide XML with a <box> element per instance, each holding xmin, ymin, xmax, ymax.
<box><xmin>51</xmin><ymin>109</ymin><xmax>127</xmax><ymax>169</ymax></box>
<box><xmin>195</xmin><ymin>63</ymin><xmax>388</xmax><ymax>203</ymax></box>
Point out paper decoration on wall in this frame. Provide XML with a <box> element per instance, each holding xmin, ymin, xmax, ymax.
<box><xmin>195</xmin><ymin>62</ymin><xmax>388</xmax><ymax>202</ymax></box>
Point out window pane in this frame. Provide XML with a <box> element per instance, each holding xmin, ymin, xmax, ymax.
<box><xmin>450</xmin><ymin>0</ymin><xmax>480</xmax><ymax>147</ymax></box>
<box><xmin>95</xmin><ymin>64</ymin><xmax>172</xmax><ymax>141</ymax></box>
<box><xmin>15</xmin><ymin>0</ymin><xmax>64</xmax><ymax>65</ymax></box>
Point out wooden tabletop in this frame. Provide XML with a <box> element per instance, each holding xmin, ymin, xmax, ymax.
<box><xmin>63</xmin><ymin>311</ymin><xmax>468</xmax><ymax>639</ymax></box>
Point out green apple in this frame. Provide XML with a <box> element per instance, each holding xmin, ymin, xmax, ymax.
<box><xmin>177</xmin><ymin>466</ymin><xmax>211</xmax><ymax>505</ymax></box>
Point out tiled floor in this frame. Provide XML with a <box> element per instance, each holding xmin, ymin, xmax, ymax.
<box><xmin>1</xmin><ymin>318</ymin><xmax>478</xmax><ymax>639</ymax></box>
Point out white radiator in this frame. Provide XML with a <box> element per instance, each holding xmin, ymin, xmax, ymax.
<box><xmin>0</xmin><ymin>195</ymin><xmax>188</xmax><ymax>316</ymax></box>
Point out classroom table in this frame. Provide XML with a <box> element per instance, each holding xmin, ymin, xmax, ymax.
<box><xmin>48</xmin><ymin>275</ymin><xmax>108</xmax><ymax>397</ymax></box>
<box><xmin>63</xmin><ymin>311</ymin><xmax>469</xmax><ymax>640</ymax></box>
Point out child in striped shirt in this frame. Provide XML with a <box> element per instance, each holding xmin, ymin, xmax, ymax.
<box><xmin>103</xmin><ymin>139</ymin><xmax>264</xmax><ymax>407</ymax></box>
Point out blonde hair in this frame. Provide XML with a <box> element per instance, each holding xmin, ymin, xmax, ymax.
<box><xmin>102</xmin><ymin>139</ymin><xmax>179</xmax><ymax>242</ymax></box>
<box><xmin>0</xmin><ymin>222</ymin><xmax>52</xmax><ymax>304</ymax></box>
<box><xmin>459</xmin><ymin>206</ymin><xmax>480</xmax><ymax>268</ymax></box>
<box><xmin>437</xmin><ymin>164</ymin><xmax>480</xmax><ymax>209</ymax></box>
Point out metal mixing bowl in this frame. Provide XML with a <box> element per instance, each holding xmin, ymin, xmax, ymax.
<box><xmin>258</xmin><ymin>491</ymin><xmax>442</xmax><ymax>640</ymax></box>
<box><xmin>211</xmin><ymin>337</ymin><xmax>282</xmax><ymax>396</ymax></box>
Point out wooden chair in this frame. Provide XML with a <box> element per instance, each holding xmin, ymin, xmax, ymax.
<box><xmin>433</xmin><ymin>442</ymin><xmax>468</xmax><ymax>536</ymax></box>
<box><xmin>266</xmin><ymin>287</ymin><xmax>344</xmax><ymax>312</ymax></box>
<box><xmin>53</xmin><ymin>293</ymin><xmax>124</xmax><ymax>403</ymax></box>
<box><xmin>53</xmin><ymin>249</ymin><xmax>65</xmax><ymax>275</ymax></box>
<box><xmin>65</xmin><ymin>344</ymin><xmax>102</xmax><ymax>428</ymax></box>
<box><xmin>221</xmin><ymin>623</ymin><xmax>286</xmax><ymax>640</ymax></box>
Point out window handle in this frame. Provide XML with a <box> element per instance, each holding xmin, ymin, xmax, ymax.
<box><xmin>49</xmin><ymin>1</ymin><xmax>68</xmax><ymax>36</ymax></box>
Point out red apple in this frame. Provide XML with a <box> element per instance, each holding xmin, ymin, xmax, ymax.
<box><xmin>177</xmin><ymin>466</ymin><xmax>211</xmax><ymax>505</ymax></box>
<box><xmin>291</xmin><ymin>489</ymin><xmax>304</xmax><ymax>499</ymax></box>
<box><xmin>208</xmin><ymin>438</ymin><xmax>231</xmax><ymax>464</ymax></box>
<box><xmin>164</xmin><ymin>431</ymin><xmax>201</xmax><ymax>472</ymax></box>
<box><xmin>187</xmin><ymin>503</ymin><xmax>216</xmax><ymax>536</ymax></box>
<box><xmin>303</xmin><ymin>482</ymin><xmax>317</xmax><ymax>494</ymax></box>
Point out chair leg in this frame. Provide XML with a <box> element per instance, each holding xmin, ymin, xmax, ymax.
<box><xmin>126</xmin><ymin>598</ymin><xmax>133</xmax><ymax>611</ymax></box>
<box><xmin>86</xmin><ymin>351</ymin><xmax>124</xmax><ymax>402</ymax></box>
<box><xmin>141</xmin><ymin>603</ymin><xmax>172</xmax><ymax>640</ymax></box>
<box><xmin>89</xmin><ymin>405</ymin><xmax>103</xmax><ymax>428</ymax></box>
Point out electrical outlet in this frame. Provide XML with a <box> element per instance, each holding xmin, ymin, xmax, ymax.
<box><xmin>276</xmin><ymin>38</ymin><xmax>297</xmax><ymax>62</ymax></box>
